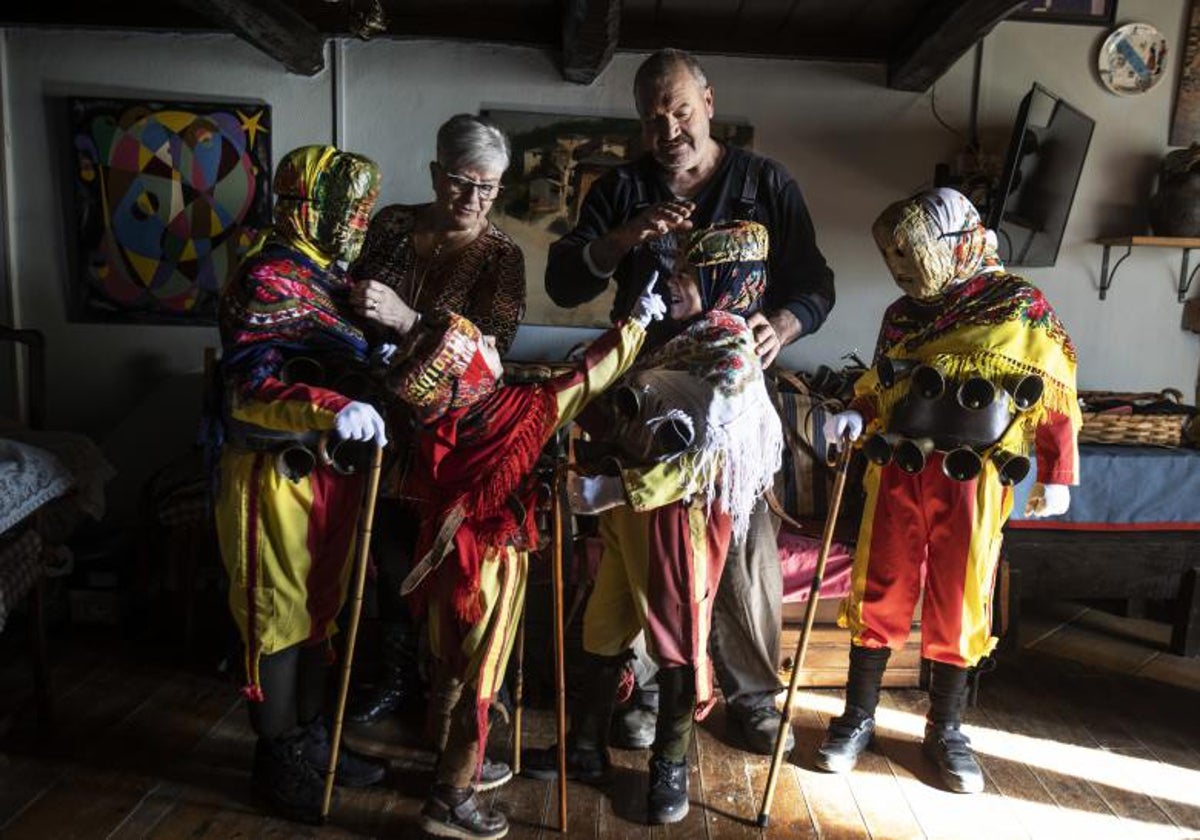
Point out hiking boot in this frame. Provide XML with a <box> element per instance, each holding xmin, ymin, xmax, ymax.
<box><xmin>474</xmin><ymin>757</ymin><xmax>514</xmax><ymax>792</ymax></box>
<box><xmin>923</xmin><ymin>722</ymin><xmax>984</xmax><ymax>794</ymax></box>
<box><xmin>519</xmin><ymin>744</ymin><xmax>610</xmax><ymax>783</ymax></box>
<box><xmin>611</xmin><ymin>703</ymin><xmax>657</xmax><ymax>749</ymax></box>
<box><xmin>728</xmin><ymin>703</ymin><xmax>795</xmax><ymax>756</ymax></box>
<box><xmin>252</xmin><ymin>732</ymin><xmax>326</xmax><ymax>825</ymax></box>
<box><xmin>419</xmin><ymin>785</ymin><xmax>508</xmax><ymax>839</ymax></box>
<box><xmin>300</xmin><ymin>718</ymin><xmax>386</xmax><ymax>788</ymax></box>
<box><xmin>646</xmin><ymin>756</ymin><xmax>689</xmax><ymax>825</ymax></box>
<box><xmin>815</xmin><ymin>713</ymin><xmax>875</xmax><ymax>774</ymax></box>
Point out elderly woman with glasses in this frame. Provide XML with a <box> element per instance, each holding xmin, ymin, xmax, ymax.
<box><xmin>343</xmin><ymin>114</ymin><xmax>525</xmax><ymax>786</ymax></box>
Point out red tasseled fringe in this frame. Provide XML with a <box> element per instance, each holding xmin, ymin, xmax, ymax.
<box><xmin>241</xmin><ymin>684</ymin><xmax>265</xmax><ymax>703</ymax></box>
<box><xmin>615</xmin><ymin>662</ymin><xmax>636</xmax><ymax>704</ymax></box>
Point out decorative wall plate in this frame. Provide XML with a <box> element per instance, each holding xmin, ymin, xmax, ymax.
<box><xmin>1098</xmin><ymin>22</ymin><xmax>1169</xmax><ymax>95</ymax></box>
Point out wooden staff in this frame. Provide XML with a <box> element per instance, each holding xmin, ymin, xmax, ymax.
<box><xmin>757</xmin><ymin>439</ymin><xmax>853</xmax><ymax>828</ymax></box>
<box><xmin>512</xmin><ymin>606</ymin><xmax>526</xmax><ymax>775</ymax></box>
<box><xmin>321</xmin><ymin>443</ymin><xmax>385</xmax><ymax>821</ymax></box>
<box><xmin>551</xmin><ymin>458</ymin><xmax>569</xmax><ymax>832</ymax></box>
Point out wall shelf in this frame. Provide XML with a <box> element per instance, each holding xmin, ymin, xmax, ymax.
<box><xmin>1096</xmin><ymin>236</ymin><xmax>1200</xmax><ymax>302</ymax></box>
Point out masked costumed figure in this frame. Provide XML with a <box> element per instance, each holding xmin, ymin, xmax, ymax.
<box><xmin>215</xmin><ymin>145</ymin><xmax>390</xmax><ymax>823</ymax></box>
<box><xmin>389</xmin><ymin>282</ymin><xmax>664</xmax><ymax>840</ymax></box>
<box><xmin>522</xmin><ymin>221</ymin><xmax>784</xmax><ymax>825</ymax></box>
<box><xmin>815</xmin><ymin>188</ymin><xmax>1080</xmax><ymax>793</ymax></box>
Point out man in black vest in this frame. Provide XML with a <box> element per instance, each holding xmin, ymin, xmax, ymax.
<box><xmin>544</xmin><ymin>48</ymin><xmax>835</xmax><ymax>756</ymax></box>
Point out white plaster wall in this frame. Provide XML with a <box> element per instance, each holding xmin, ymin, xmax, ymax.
<box><xmin>3</xmin><ymin>0</ymin><xmax>1199</xmax><ymax>441</ymax></box>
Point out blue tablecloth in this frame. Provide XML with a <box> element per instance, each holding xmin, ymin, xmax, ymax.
<box><xmin>1008</xmin><ymin>444</ymin><xmax>1200</xmax><ymax>529</ymax></box>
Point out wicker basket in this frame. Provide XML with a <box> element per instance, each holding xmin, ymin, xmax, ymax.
<box><xmin>1078</xmin><ymin>389</ymin><xmax>1191</xmax><ymax>446</ymax></box>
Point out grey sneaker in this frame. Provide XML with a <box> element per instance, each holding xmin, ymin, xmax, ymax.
<box><xmin>815</xmin><ymin>714</ymin><xmax>875</xmax><ymax>774</ymax></box>
<box><xmin>923</xmin><ymin>722</ymin><xmax>984</xmax><ymax>794</ymax></box>
<box><xmin>474</xmin><ymin>757</ymin><xmax>513</xmax><ymax>792</ymax></box>
<box><xmin>611</xmin><ymin>703</ymin><xmax>657</xmax><ymax>749</ymax></box>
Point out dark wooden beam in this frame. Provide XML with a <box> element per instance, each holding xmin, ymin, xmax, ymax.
<box><xmin>888</xmin><ymin>0</ymin><xmax>1025</xmax><ymax>92</ymax></box>
<box><xmin>561</xmin><ymin>0</ymin><xmax>621</xmax><ymax>85</ymax></box>
<box><xmin>172</xmin><ymin>0</ymin><xmax>326</xmax><ymax>75</ymax></box>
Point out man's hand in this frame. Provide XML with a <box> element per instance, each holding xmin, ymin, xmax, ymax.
<box><xmin>745</xmin><ymin>310</ymin><xmax>800</xmax><ymax>368</ymax></box>
<box><xmin>586</xmin><ymin>200</ymin><xmax>696</xmax><ymax>276</ymax></box>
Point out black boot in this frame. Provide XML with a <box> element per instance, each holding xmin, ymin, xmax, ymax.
<box><xmin>923</xmin><ymin>661</ymin><xmax>984</xmax><ymax>794</ymax></box>
<box><xmin>419</xmin><ymin>784</ymin><xmax>508</xmax><ymax>840</ymax></box>
<box><xmin>299</xmin><ymin>718</ymin><xmax>386</xmax><ymax>788</ymax></box>
<box><xmin>347</xmin><ymin>623</ymin><xmax>422</xmax><ymax>724</ymax></box>
<box><xmin>815</xmin><ymin>645</ymin><xmax>890</xmax><ymax>773</ymax></box>
<box><xmin>253</xmin><ymin>730</ymin><xmax>325</xmax><ymax>824</ymax></box>
<box><xmin>646</xmin><ymin>756</ymin><xmax>689</xmax><ymax>824</ymax></box>
<box><xmin>520</xmin><ymin>652</ymin><xmax>622</xmax><ymax>782</ymax></box>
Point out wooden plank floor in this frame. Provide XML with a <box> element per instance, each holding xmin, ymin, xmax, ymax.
<box><xmin>1</xmin><ymin>611</ymin><xmax>1199</xmax><ymax>839</ymax></box>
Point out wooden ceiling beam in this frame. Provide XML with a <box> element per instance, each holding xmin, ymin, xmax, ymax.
<box><xmin>171</xmin><ymin>0</ymin><xmax>326</xmax><ymax>75</ymax></box>
<box><xmin>888</xmin><ymin>0</ymin><xmax>1024</xmax><ymax>92</ymax></box>
<box><xmin>561</xmin><ymin>0</ymin><xmax>621</xmax><ymax>84</ymax></box>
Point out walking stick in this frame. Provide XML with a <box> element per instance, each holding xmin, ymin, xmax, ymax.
<box><xmin>321</xmin><ymin>443</ymin><xmax>385</xmax><ymax>821</ymax></box>
<box><xmin>550</xmin><ymin>457</ymin><xmax>569</xmax><ymax>833</ymax></box>
<box><xmin>512</xmin><ymin>605</ymin><xmax>526</xmax><ymax>775</ymax></box>
<box><xmin>757</xmin><ymin>438</ymin><xmax>853</xmax><ymax>828</ymax></box>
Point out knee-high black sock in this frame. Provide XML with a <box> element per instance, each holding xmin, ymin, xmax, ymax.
<box><xmin>295</xmin><ymin>642</ymin><xmax>329</xmax><ymax>726</ymax></box>
<box><xmin>249</xmin><ymin>646</ymin><xmax>300</xmax><ymax>739</ymax></box>
<box><xmin>927</xmin><ymin>661</ymin><xmax>970</xmax><ymax>727</ymax></box>
<box><xmin>570</xmin><ymin>652</ymin><xmax>625</xmax><ymax>752</ymax></box>
<box><xmin>844</xmin><ymin>644</ymin><xmax>891</xmax><ymax>721</ymax></box>
<box><xmin>652</xmin><ymin>665</ymin><xmax>696</xmax><ymax>764</ymax></box>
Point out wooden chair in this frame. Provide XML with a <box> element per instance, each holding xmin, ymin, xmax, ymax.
<box><xmin>0</xmin><ymin>324</ymin><xmax>52</xmax><ymax>728</ymax></box>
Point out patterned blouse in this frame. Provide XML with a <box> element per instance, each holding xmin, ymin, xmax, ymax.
<box><xmin>349</xmin><ymin>203</ymin><xmax>526</xmax><ymax>353</ymax></box>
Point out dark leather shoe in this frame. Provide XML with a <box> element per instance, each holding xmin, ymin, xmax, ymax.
<box><xmin>519</xmin><ymin>744</ymin><xmax>610</xmax><ymax>783</ymax></box>
<box><xmin>419</xmin><ymin>787</ymin><xmax>509</xmax><ymax>839</ymax></box>
<box><xmin>610</xmin><ymin>703</ymin><xmax>657</xmax><ymax>749</ymax></box>
<box><xmin>815</xmin><ymin>713</ymin><xmax>875</xmax><ymax>773</ymax></box>
<box><xmin>346</xmin><ymin>675</ymin><xmax>413</xmax><ymax>725</ymax></box>
<box><xmin>923</xmin><ymin>722</ymin><xmax>984</xmax><ymax>794</ymax></box>
<box><xmin>300</xmin><ymin>719</ymin><xmax>386</xmax><ymax>788</ymax></box>
<box><xmin>474</xmin><ymin>757</ymin><xmax>513</xmax><ymax>792</ymax></box>
<box><xmin>253</xmin><ymin>732</ymin><xmax>326</xmax><ymax>825</ymax></box>
<box><xmin>729</xmin><ymin>703</ymin><xmax>795</xmax><ymax>756</ymax></box>
<box><xmin>646</xmin><ymin>756</ymin><xmax>689</xmax><ymax>825</ymax></box>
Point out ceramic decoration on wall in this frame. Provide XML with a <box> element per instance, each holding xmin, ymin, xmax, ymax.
<box><xmin>481</xmin><ymin>109</ymin><xmax>752</xmax><ymax>328</ymax></box>
<box><xmin>1097</xmin><ymin>22</ymin><xmax>1170</xmax><ymax>96</ymax></box>
<box><xmin>68</xmin><ymin>97</ymin><xmax>272</xmax><ymax>325</ymax></box>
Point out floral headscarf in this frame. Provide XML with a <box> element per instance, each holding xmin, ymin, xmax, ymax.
<box><xmin>270</xmin><ymin>145</ymin><xmax>381</xmax><ymax>268</ymax></box>
<box><xmin>683</xmin><ymin>220</ymin><xmax>769</xmax><ymax>316</ymax></box>
<box><xmin>873</xmin><ymin>187</ymin><xmax>1003</xmax><ymax>300</ymax></box>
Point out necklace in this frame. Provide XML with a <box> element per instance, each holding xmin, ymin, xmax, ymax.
<box><xmin>409</xmin><ymin>240</ymin><xmax>445</xmax><ymax>308</ymax></box>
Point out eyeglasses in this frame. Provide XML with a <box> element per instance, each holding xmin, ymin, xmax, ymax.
<box><xmin>439</xmin><ymin>165</ymin><xmax>504</xmax><ymax>200</ymax></box>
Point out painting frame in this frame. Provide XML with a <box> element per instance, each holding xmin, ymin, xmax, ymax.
<box><xmin>67</xmin><ymin>96</ymin><xmax>273</xmax><ymax>326</ymax></box>
<box><xmin>482</xmin><ymin>108</ymin><xmax>753</xmax><ymax>329</ymax></box>
<box><xmin>1009</xmin><ymin>0</ymin><xmax>1117</xmax><ymax>26</ymax></box>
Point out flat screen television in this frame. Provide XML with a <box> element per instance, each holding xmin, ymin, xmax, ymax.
<box><xmin>987</xmin><ymin>84</ymin><xmax>1095</xmax><ymax>267</ymax></box>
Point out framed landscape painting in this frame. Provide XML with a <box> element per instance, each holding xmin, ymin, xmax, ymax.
<box><xmin>1009</xmin><ymin>0</ymin><xmax>1117</xmax><ymax>25</ymax></box>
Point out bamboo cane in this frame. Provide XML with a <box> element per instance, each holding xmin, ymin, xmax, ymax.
<box><xmin>512</xmin><ymin>606</ymin><xmax>526</xmax><ymax>775</ymax></box>
<box><xmin>321</xmin><ymin>443</ymin><xmax>385</xmax><ymax>821</ymax></box>
<box><xmin>551</xmin><ymin>458</ymin><xmax>569</xmax><ymax>832</ymax></box>
<box><xmin>756</xmin><ymin>439</ymin><xmax>853</xmax><ymax>827</ymax></box>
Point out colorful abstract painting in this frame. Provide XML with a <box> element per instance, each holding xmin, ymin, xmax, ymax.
<box><xmin>69</xmin><ymin>97</ymin><xmax>272</xmax><ymax>324</ymax></box>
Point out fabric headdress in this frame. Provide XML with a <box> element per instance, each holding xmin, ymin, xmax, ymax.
<box><xmin>392</xmin><ymin>312</ymin><xmax>499</xmax><ymax>424</ymax></box>
<box><xmin>874</xmin><ymin>187</ymin><xmax>1003</xmax><ymax>300</ymax></box>
<box><xmin>267</xmin><ymin>145</ymin><xmax>381</xmax><ymax>267</ymax></box>
<box><xmin>683</xmin><ymin>220</ymin><xmax>769</xmax><ymax>316</ymax></box>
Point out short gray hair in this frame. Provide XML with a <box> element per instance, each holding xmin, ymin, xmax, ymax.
<box><xmin>634</xmin><ymin>49</ymin><xmax>709</xmax><ymax>114</ymax></box>
<box><xmin>437</xmin><ymin>114</ymin><xmax>511</xmax><ymax>174</ymax></box>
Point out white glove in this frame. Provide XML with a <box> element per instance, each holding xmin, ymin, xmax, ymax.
<box><xmin>823</xmin><ymin>409</ymin><xmax>864</xmax><ymax>444</ymax></box>
<box><xmin>1024</xmin><ymin>482</ymin><xmax>1070</xmax><ymax>518</ymax></box>
<box><xmin>567</xmin><ymin>473</ymin><xmax>626</xmax><ymax>515</ymax></box>
<box><xmin>630</xmin><ymin>271</ymin><xmax>667</xmax><ymax>327</ymax></box>
<box><xmin>334</xmin><ymin>401</ymin><xmax>388</xmax><ymax>447</ymax></box>
<box><xmin>371</xmin><ymin>343</ymin><xmax>398</xmax><ymax>367</ymax></box>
